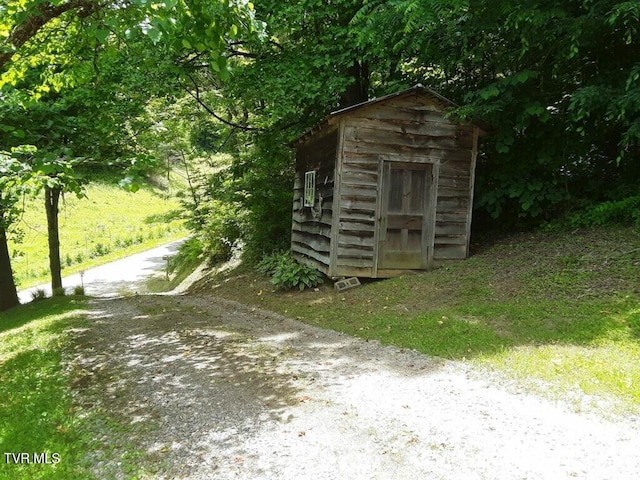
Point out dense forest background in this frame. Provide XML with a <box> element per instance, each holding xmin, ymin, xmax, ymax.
<box><xmin>1</xmin><ymin>0</ymin><xmax>639</xmax><ymax>311</ymax></box>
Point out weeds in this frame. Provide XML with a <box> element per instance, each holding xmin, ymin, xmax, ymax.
<box><xmin>31</xmin><ymin>289</ymin><xmax>47</xmax><ymax>302</ymax></box>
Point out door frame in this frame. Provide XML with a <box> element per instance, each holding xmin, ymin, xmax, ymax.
<box><xmin>374</xmin><ymin>159</ymin><xmax>439</xmax><ymax>276</ymax></box>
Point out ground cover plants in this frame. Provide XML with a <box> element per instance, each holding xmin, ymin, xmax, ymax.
<box><xmin>8</xmin><ymin>179</ymin><xmax>187</xmax><ymax>289</ymax></box>
<box><xmin>200</xmin><ymin>226</ymin><xmax>640</xmax><ymax>412</ymax></box>
<box><xmin>0</xmin><ymin>297</ymin><xmax>91</xmax><ymax>480</ymax></box>
<box><xmin>0</xmin><ymin>297</ymin><xmax>156</xmax><ymax>479</ymax></box>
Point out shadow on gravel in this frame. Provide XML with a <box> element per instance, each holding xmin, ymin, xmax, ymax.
<box><xmin>68</xmin><ymin>293</ymin><xmax>448</xmax><ymax>477</ymax></box>
<box><xmin>73</xmin><ymin>296</ymin><xmax>303</xmax><ymax>426</ymax></box>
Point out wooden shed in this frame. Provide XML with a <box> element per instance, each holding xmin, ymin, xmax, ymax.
<box><xmin>291</xmin><ymin>84</ymin><xmax>483</xmax><ymax>278</ymax></box>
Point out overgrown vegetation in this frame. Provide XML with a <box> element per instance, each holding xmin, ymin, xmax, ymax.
<box><xmin>201</xmin><ymin>226</ymin><xmax>640</xmax><ymax>411</ymax></box>
<box><xmin>146</xmin><ymin>237</ymin><xmax>205</xmax><ymax>293</ymax></box>
<box><xmin>565</xmin><ymin>195</ymin><xmax>640</xmax><ymax>229</ymax></box>
<box><xmin>169</xmin><ymin>0</ymin><xmax>640</xmax><ymax>263</ymax></box>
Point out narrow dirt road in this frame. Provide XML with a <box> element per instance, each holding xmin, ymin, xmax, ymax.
<box><xmin>70</xmin><ymin>291</ymin><xmax>640</xmax><ymax>480</ymax></box>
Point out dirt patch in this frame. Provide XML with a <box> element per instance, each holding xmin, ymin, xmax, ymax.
<box><xmin>67</xmin><ymin>292</ymin><xmax>640</xmax><ymax>479</ymax></box>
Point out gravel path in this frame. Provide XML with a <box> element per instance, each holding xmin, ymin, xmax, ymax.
<box><xmin>70</xmin><ymin>292</ymin><xmax>640</xmax><ymax>480</ymax></box>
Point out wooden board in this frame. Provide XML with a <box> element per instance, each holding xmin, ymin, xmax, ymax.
<box><xmin>377</xmin><ymin>162</ymin><xmax>436</xmax><ymax>270</ymax></box>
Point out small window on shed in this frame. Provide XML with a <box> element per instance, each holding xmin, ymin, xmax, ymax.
<box><xmin>304</xmin><ymin>171</ymin><xmax>316</xmax><ymax>207</ymax></box>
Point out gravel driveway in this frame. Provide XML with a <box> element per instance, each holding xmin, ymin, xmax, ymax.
<box><xmin>70</xmin><ymin>291</ymin><xmax>640</xmax><ymax>480</ymax></box>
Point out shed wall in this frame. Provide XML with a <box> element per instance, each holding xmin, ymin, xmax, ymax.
<box><xmin>292</xmin><ymin>89</ymin><xmax>480</xmax><ymax>278</ymax></box>
<box><xmin>291</xmin><ymin>128</ymin><xmax>339</xmax><ymax>273</ymax></box>
<box><xmin>334</xmin><ymin>93</ymin><xmax>477</xmax><ymax>277</ymax></box>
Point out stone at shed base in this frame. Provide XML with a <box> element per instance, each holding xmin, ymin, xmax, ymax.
<box><xmin>334</xmin><ymin>277</ymin><xmax>361</xmax><ymax>292</ymax></box>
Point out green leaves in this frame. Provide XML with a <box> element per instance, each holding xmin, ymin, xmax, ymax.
<box><xmin>478</xmin><ymin>85</ymin><xmax>499</xmax><ymax>101</ymax></box>
<box><xmin>258</xmin><ymin>251</ymin><xmax>324</xmax><ymax>291</ymax></box>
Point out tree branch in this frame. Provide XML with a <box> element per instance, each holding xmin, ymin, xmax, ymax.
<box><xmin>0</xmin><ymin>0</ymin><xmax>101</xmax><ymax>72</ymax></box>
<box><xmin>182</xmin><ymin>72</ymin><xmax>262</xmax><ymax>132</ymax></box>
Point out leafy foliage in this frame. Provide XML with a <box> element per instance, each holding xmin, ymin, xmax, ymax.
<box><xmin>257</xmin><ymin>251</ymin><xmax>323</xmax><ymax>291</ymax></box>
<box><xmin>352</xmin><ymin>0</ymin><xmax>640</xmax><ymax>227</ymax></box>
<box><xmin>0</xmin><ymin>0</ymin><xmax>262</xmax><ymax>300</ymax></box>
<box><xmin>567</xmin><ymin>196</ymin><xmax>640</xmax><ymax>228</ymax></box>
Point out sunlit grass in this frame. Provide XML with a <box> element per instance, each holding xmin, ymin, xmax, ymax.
<box><xmin>0</xmin><ymin>297</ymin><xmax>93</xmax><ymax>480</ymax></box>
<box><xmin>478</xmin><ymin>303</ymin><xmax>640</xmax><ymax>407</ymax></box>
<box><xmin>207</xmin><ymin>227</ymin><xmax>640</xmax><ymax>411</ymax></box>
<box><xmin>8</xmin><ymin>180</ymin><xmax>187</xmax><ymax>289</ymax></box>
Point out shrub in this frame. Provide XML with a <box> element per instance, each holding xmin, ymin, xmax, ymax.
<box><xmin>92</xmin><ymin>243</ymin><xmax>111</xmax><ymax>257</ymax></box>
<box><xmin>31</xmin><ymin>289</ymin><xmax>47</xmax><ymax>302</ymax></box>
<box><xmin>258</xmin><ymin>252</ymin><xmax>323</xmax><ymax>291</ymax></box>
<box><xmin>167</xmin><ymin>237</ymin><xmax>203</xmax><ymax>274</ymax></box>
<box><xmin>52</xmin><ymin>287</ymin><xmax>66</xmax><ymax>297</ymax></box>
<box><xmin>568</xmin><ymin>195</ymin><xmax>640</xmax><ymax>228</ymax></box>
<box><xmin>193</xmin><ymin>199</ymin><xmax>243</xmax><ymax>265</ymax></box>
<box><xmin>256</xmin><ymin>251</ymin><xmax>284</xmax><ymax>276</ymax></box>
<box><xmin>73</xmin><ymin>285</ymin><xmax>85</xmax><ymax>296</ymax></box>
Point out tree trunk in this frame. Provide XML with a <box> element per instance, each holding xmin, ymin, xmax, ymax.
<box><xmin>339</xmin><ymin>60</ymin><xmax>370</xmax><ymax>108</ymax></box>
<box><xmin>45</xmin><ymin>185</ymin><xmax>63</xmax><ymax>292</ymax></box>
<box><xmin>0</xmin><ymin>222</ymin><xmax>19</xmax><ymax>312</ymax></box>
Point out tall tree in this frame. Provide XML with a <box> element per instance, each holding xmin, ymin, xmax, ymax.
<box><xmin>0</xmin><ymin>153</ymin><xmax>27</xmax><ymax>311</ymax></box>
<box><xmin>354</xmin><ymin>0</ymin><xmax>640</xmax><ymax>224</ymax></box>
<box><xmin>176</xmin><ymin>1</ymin><xmax>400</xmax><ymax>257</ymax></box>
<box><xmin>0</xmin><ymin>0</ymin><xmax>262</xmax><ymax>308</ymax></box>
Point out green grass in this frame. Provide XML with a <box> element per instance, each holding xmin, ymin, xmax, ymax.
<box><xmin>204</xmin><ymin>226</ymin><xmax>640</xmax><ymax>411</ymax></box>
<box><xmin>8</xmin><ymin>179</ymin><xmax>188</xmax><ymax>289</ymax></box>
<box><xmin>145</xmin><ymin>237</ymin><xmax>204</xmax><ymax>293</ymax></box>
<box><xmin>0</xmin><ymin>298</ymin><xmax>158</xmax><ymax>479</ymax></box>
<box><xmin>0</xmin><ymin>297</ymin><xmax>93</xmax><ymax>479</ymax></box>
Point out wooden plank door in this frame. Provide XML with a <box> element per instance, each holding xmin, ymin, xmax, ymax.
<box><xmin>377</xmin><ymin>162</ymin><xmax>436</xmax><ymax>270</ymax></box>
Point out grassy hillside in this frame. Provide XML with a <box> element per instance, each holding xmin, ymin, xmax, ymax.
<box><xmin>8</xmin><ymin>179</ymin><xmax>187</xmax><ymax>289</ymax></box>
<box><xmin>200</xmin><ymin>227</ymin><xmax>640</xmax><ymax>412</ymax></box>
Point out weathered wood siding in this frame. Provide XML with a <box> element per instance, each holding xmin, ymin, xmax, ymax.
<box><xmin>291</xmin><ymin>128</ymin><xmax>339</xmax><ymax>274</ymax></box>
<box><xmin>292</xmin><ymin>86</ymin><xmax>481</xmax><ymax>278</ymax></box>
<box><xmin>334</xmin><ymin>92</ymin><xmax>477</xmax><ymax>277</ymax></box>
<box><xmin>432</xmin><ymin>123</ymin><xmax>477</xmax><ymax>266</ymax></box>
<box><xmin>328</xmin><ymin>117</ymin><xmax>377</xmax><ymax>277</ymax></box>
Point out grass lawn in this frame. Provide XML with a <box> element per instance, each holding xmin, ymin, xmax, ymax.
<box><xmin>8</xmin><ymin>178</ymin><xmax>188</xmax><ymax>290</ymax></box>
<box><xmin>201</xmin><ymin>226</ymin><xmax>640</xmax><ymax>412</ymax></box>
<box><xmin>0</xmin><ymin>297</ymin><xmax>92</xmax><ymax>479</ymax></box>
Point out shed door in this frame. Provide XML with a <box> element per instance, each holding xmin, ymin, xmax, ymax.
<box><xmin>378</xmin><ymin>162</ymin><xmax>436</xmax><ymax>270</ymax></box>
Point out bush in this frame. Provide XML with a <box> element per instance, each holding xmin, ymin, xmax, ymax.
<box><xmin>52</xmin><ymin>287</ymin><xmax>66</xmax><ymax>297</ymax></box>
<box><xmin>168</xmin><ymin>237</ymin><xmax>203</xmax><ymax>274</ymax></box>
<box><xmin>257</xmin><ymin>252</ymin><xmax>323</xmax><ymax>291</ymax></box>
<box><xmin>91</xmin><ymin>242</ymin><xmax>111</xmax><ymax>257</ymax></box>
<box><xmin>73</xmin><ymin>285</ymin><xmax>85</xmax><ymax>296</ymax></box>
<box><xmin>256</xmin><ymin>251</ymin><xmax>284</xmax><ymax>276</ymax></box>
<box><xmin>31</xmin><ymin>289</ymin><xmax>47</xmax><ymax>302</ymax></box>
<box><xmin>193</xmin><ymin>199</ymin><xmax>243</xmax><ymax>265</ymax></box>
<box><xmin>568</xmin><ymin>195</ymin><xmax>640</xmax><ymax>228</ymax></box>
